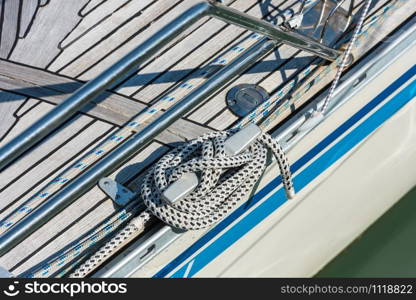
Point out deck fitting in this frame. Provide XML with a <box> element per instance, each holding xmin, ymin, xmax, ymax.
<box><xmin>98</xmin><ymin>178</ymin><xmax>136</xmax><ymax>207</ymax></box>
<box><xmin>226</xmin><ymin>84</ymin><xmax>269</xmax><ymax>117</ymax></box>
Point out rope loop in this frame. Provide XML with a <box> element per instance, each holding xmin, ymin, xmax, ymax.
<box><xmin>142</xmin><ymin>129</ymin><xmax>294</xmax><ymax>230</ymax></box>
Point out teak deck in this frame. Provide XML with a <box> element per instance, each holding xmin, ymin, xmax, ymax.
<box><xmin>0</xmin><ymin>0</ymin><xmax>404</xmax><ymax>275</ymax></box>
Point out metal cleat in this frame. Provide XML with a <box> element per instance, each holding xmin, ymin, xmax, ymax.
<box><xmin>296</xmin><ymin>110</ymin><xmax>324</xmax><ymax>134</ymax></box>
<box><xmin>162</xmin><ymin>124</ymin><xmax>263</xmax><ymax>204</ymax></box>
<box><xmin>162</xmin><ymin>173</ymin><xmax>200</xmax><ymax>205</ymax></box>
<box><xmin>224</xmin><ymin>123</ymin><xmax>263</xmax><ymax>156</ymax></box>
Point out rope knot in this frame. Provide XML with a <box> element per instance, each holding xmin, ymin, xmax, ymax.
<box><xmin>142</xmin><ymin>129</ymin><xmax>294</xmax><ymax>230</ymax></box>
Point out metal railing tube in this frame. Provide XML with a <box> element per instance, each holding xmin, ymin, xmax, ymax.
<box><xmin>0</xmin><ymin>38</ymin><xmax>277</xmax><ymax>255</ymax></box>
<box><xmin>0</xmin><ymin>2</ymin><xmax>211</xmax><ymax>171</ymax></box>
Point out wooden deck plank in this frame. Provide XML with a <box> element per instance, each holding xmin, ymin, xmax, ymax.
<box><xmin>187</xmin><ymin>43</ymin><xmax>298</xmax><ymax>124</ymax></box>
<box><xmin>0</xmin><ymin>90</ymin><xmax>28</xmax><ymax>142</ymax></box>
<box><xmin>0</xmin><ymin>105</ymin><xmax>109</xmax><ymax>211</ymax></box>
<box><xmin>193</xmin><ymin>0</ymin><xmax>391</xmax><ymax>130</ymax></box>
<box><xmin>19</xmin><ymin>0</ymin><xmax>39</xmax><ymax>38</ymax></box>
<box><xmin>208</xmin><ymin>49</ymin><xmax>312</xmax><ymax>129</ymax></box>
<box><xmin>60</xmin><ymin>0</ymin><xmax>132</xmax><ymax>49</ymax></box>
<box><xmin>50</xmin><ymin>0</ymin><xmax>182</xmax><ymax>78</ymax></box>
<box><xmin>75</xmin><ymin>0</ymin><xmax>209</xmax><ymax>82</ymax></box>
<box><xmin>0</xmin><ymin>59</ymin><xmax>147</xmax><ymax>121</ymax></box>
<box><xmin>9</xmin><ymin>0</ymin><xmax>88</xmax><ymax>67</ymax></box>
<box><xmin>80</xmin><ymin>0</ymin><xmax>106</xmax><ymax>17</ymax></box>
<box><xmin>0</xmin><ymin>60</ymin><xmax>209</xmax><ymax>143</ymax></box>
<box><xmin>0</xmin><ymin>1</ymin><xmax>2</xmax><ymax>47</ymax></box>
<box><xmin>0</xmin><ymin>133</ymin><xmax>118</xmax><ymax>271</ymax></box>
<box><xmin>48</xmin><ymin>0</ymin><xmax>155</xmax><ymax>73</ymax></box>
<box><xmin>0</xmin><ymin>0</ymin><xmax>20</xmax><ymax>58</ymax></box>
<box><xmin>39</xmin><ymin>0</ymin><xmax>49</xmax><ymax>7</ymax></box>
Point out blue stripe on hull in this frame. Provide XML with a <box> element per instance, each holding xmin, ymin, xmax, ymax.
<box><xmin>155</xmin><ymin>64</ymin><xmax>416</xmax><ymax>278</ymax></box>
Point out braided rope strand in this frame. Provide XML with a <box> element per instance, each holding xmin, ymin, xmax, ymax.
<box><xmin>320</xmin><ymin>0</ymin><xmax>373</xmax><ymax>113</ymax></box>
<box><xmin>22</xmin><ymin>203</ymin><xmax>141</xmax><ymax>278</ymax></box>
<box><xmin>70</xmin><ymin>212</ymin><xmax>153</xmax><ymax>278</ymax></box>
<box><xmin>13</xmin><ymin>3</ymin><xmax>309</xmax><ymax>277</ymax></box>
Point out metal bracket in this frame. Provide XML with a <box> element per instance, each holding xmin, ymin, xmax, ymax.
<box><xmin>98</xmin><ymin>178</ymin><xmax>136</xmax><ymax>207</ymax></box>
<box><xmin>286</xmin><ymin>0</ymin><xmax>351</xmax><ymax>47</ymax></box>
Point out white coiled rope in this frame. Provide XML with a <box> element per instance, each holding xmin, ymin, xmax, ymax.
<box><xmin>70</xmin><ymin>128</ymin><xmax>294</xmax><ymax>277</ymax></box>
<box><xmin>142</xmin><ymin>130</ymin><xmax>295</xmax><ymax>230</ymax></box>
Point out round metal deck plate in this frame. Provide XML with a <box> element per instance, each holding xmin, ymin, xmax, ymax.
<box><xmin>226</xmin><ymin>84</ymin><xmax>269</xmax><ymax>117</ymax></box>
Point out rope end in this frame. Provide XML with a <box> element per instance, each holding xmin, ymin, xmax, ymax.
<box><xmin>286</xmin><ymin>188</ymin><xmax>296</xmax><ymax>200</ymax></box>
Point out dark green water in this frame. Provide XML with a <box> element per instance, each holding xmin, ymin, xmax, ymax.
<box><xmin>317</xmin><ymin>186</ymin><xmax>416</xmax><ymax>277</ymax></box>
